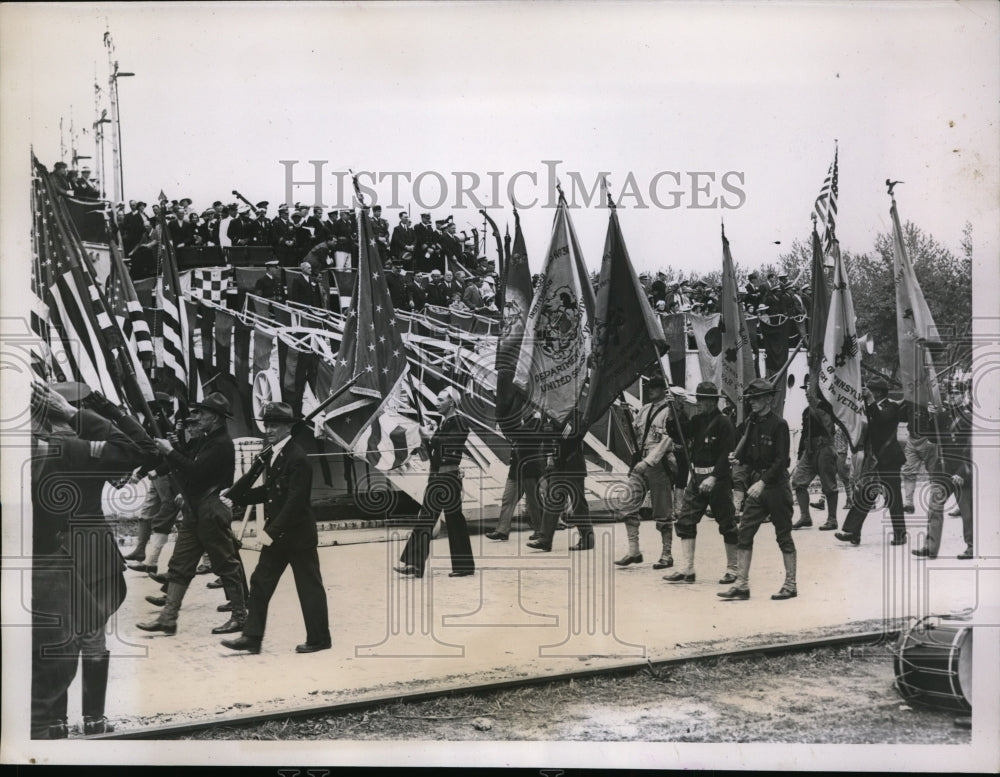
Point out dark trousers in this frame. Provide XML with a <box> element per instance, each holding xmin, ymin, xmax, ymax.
<box><xmin>841</xmin><ymin>468</ymin><xmax>905</xmax><ymax>539</ymax></box>
<box><xmin>675</xmin><ymin>474</ymin><xmax>737</xmax><ymax>544</ymax></box>
<box><xmin>400</xmin><ymin>470</ymin><xmax>474</xmax><ymax>575</ymax></box>
<box><xmin>737</xmin><ymin>480</ymin><xmax>795</xmax><ymax>552</ymax></box>
<box><xmin>538</xmin><ymin>472</ymin><xmax>593</xmax><ymax>543</ymax></box>
<box><xmin>167</xmin><ymin>503</ymin><xmax>246</xmax><ymax>612</ymax></box>
<box><xmin>243</xmin><ymin>542</ymin><xmax>330</xmax><ymax>645</ymax></box>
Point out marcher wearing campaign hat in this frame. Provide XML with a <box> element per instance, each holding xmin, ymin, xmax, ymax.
<box><xmin>257</xmin><ymin>401</ymin><xmax>300</xmax><ymax>425</ymax></box>
<box><xmin>719</xmin><ymin>372</ymin><xmax>796</xmax><ymax>602</ymax></box>
<box><xmin>190</xmin><ymin>392</ymin><xmax>232</xmax><ymax>418</ymax></box>
<box><xmin>666</xmin><ymin>377</ymin><xmax>738</xmax><ymax>586</ymax></box>
<box><xmin>836</xmin><ymin>373</ymin><xmax>908</xmax><ymax>548</ymax></box>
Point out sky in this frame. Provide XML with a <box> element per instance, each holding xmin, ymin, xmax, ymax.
<box><xmin>2</xmin><ymin>0</ymin><xmax>998</xmax><ymax>279</ymax></box>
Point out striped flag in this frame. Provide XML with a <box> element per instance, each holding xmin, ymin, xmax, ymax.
<box><xmin>155</xmin><ymin>195</ymin><xmax>200</xmax><ymax>400</ymax></box>
<box><xmin>817</xmin><ymin>243</ymin><xmax>865</xmax><ymax>449</ymax></box>
<box><xmin>106</xmin><ymin>225</ymin><xmax>154</xmax><ymax>362</ymax></box>
<box><xmin>31</xmin><ymin>156</ymin><xmax>123</xmax><ymax>404</ymax></box>
<box><xmin>716</xmin><ymin>226</ymin><xmax>755</xmax><ymax>424</ymax></box>
<box><xmin>890</xmin><ymin>197</ymin><xmax>942</xmax><ymax>410</ymax></box>
<box><xmin>319</xmin><ymin>207</ymin><xmax>414</xmax><ymax>455</ymax></box>
<box><xmin>814</xmin><ymin>145</ymin><xmax>839</xmax><ymax>261</ymax></box>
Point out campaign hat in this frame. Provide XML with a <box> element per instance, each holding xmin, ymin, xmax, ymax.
<box><xmin>190</xmin><ymin>392</ymin><xmax>232</xmax><ymax>418</ymax></box>
<box><xmin>258</xmin><ymin>401</ymin><xmax>299</xmax><ymax>424</ymax></box>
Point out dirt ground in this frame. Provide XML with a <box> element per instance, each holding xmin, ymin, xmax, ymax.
<box><xmin>178</xmin><ymin>643</ymin><xmax>971</xmax><ymax>744</ymax></box>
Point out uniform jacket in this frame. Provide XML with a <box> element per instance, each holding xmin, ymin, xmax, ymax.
<box><xmin>688</xmin><ymin>408</ymin><xmax>736</xmax><ymax>479</ymax></box>
<box><xmin>736</xmin><ymin>410</ymin><xmax>790</xmax><ymax>485</ymax></box>
<box><xmin>166</xmin><ymin>425</ymin><xmax>235</xmax><ymax>509</ymax></box>
<box><xmin>866</xmin><ymin>397</ymin><xmax>905</xmax><ymax>470</ymax></box>
<box><xmin>632</xmin><ymin>399</ymin><xmax>676</xmax><ymax>469</ymax></box>
<box><xmin>429</xmin><ymin>414</ymin><xmax>468</xmax><ymax>472</ymax></box>
<box><xmin>242</xmin><ymin>439</ymin><xmax>316</xmax><ymax>548</ymax></box>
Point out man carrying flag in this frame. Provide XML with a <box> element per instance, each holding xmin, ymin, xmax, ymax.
<box><xmin>513</xmin><ymin>189</ymin><xmax>595</xmax><ymax>426</ymax></box>
<box><xmin>580</xmin><ymin>203</ymin><xmax>676</xmax><ymax>569</ymax></box>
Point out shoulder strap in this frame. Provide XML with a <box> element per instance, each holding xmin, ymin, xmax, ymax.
<box><xmin>639</xmin><ymin>402</ymin><xmax>670</xmax><ymax>450</ymax></box>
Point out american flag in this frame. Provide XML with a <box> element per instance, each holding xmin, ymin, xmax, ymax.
<box><xmin>155</xmin><ymin>195</ymin><xmax>200</xmax><ymax>399</ymax></box>
<box><xmin>319</xmin><ymin>207</ymin><xmax>413</xmax><ymax>453</ymax></box>
<box><xmin>814</xmin><ymin>145</ymin><xmax>839</xmax><ymax>257</ymax></box>
<box><xmin>31</xmin><ymin>156</ymin><xmax>123</xmax><ymax>404</ymax></box>
<box><xmin>106</xmin><ymin>222</ymin><xmax>154</xmax><ymax>363</ymax></box>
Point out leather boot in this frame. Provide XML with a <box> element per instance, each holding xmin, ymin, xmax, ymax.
<box><xmin>615</xmin><ymin>517</ymin><xmax>643</xmax><ymax>565</ymax></box>
<box><xmin>719</xmin><ymin>542</ymin><xmax>739</xmax><ymax>583</ymax></box>
<box><xmin>652</xmin><ymin>523</ymin><xmax>673</xmax><ymax>568</ymax></box>
<box><xmin>123</xmin><ymin>519</ymin><xmax>152</xmax><ymax>560</ymax></box>
<box><xmin>792</xmin><ymin>488</ymin><xmax>813</xmax><ymax>529</ymax></box>
<box><xmin>212</xmin><ymin>603</ymin><xmax>247</xmax><ymax>634</ymax></box>
<box><xmin>819</xmin><ymin>491</ymin><xmax>838</xmax><ymax>530</ymax></box>
<box><xmin>136</xmin><ymin>581</ymin><xmax>187</xmax><ymax>635</ymax></box>
<box><xmin>772</xmin><ymin>552</ymin><xmax>798</xmax><ymax>599</ymax></box>
<box><xmin>718</xmin><ymin>547</ymin><xmax>751</xmax><ymax>599</ymax></box>
<box><xmin>82</xmin><ymin>650</ymin><xmax>114</xmax><ymax>734</ymax></box>
<box><xmin>664</xmin><ymin>537</ymin><xmax>696</xmax><ymax>582</ymax></box>
<box><xmin>142</xmin><ymin>531</ymin><xmax>169</xmax><ymax>570</ymax></box>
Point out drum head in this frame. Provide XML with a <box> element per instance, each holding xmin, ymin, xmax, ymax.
<box><xmin>893</xmin><ymin>617</ymin><xmax>972</xmax><ymax>713</ymax></box>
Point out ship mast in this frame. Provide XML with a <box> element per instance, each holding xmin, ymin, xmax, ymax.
<box><xmin>104</xmin><ymin>27</ymin><xmax>134</xmax><ymax>202</ymax></box>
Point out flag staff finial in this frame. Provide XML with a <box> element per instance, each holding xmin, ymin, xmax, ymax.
<box><xmin>555</xmin><ymin>178</ymin><xmax>564</xmax><ymax>202</ymax></box>
<box><xmin>604</xmin><ymin>176</ymin><xmax>615</xmax><ymax>210</ymax></box>
<box><xmin>348</xmin><ymin>168</ymin><xmax>366</xmax><ymax>207</ymax></box>
<box><xmin>885</xmin><ymin>178</ymin><xmax>903</xmax><ymax>201</ymax></box>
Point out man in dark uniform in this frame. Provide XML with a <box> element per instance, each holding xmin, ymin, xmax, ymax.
<box><xmin>305</xmin><ymin>206</ymin><xmax>329</xmax><ymax>247</ymax></box>
<box><xmin>221</xmin><ymin>403</ymin><xmax>331</xmax><ymax>654</ymax></box>
<box><xmin>371</xmin><ymin>205</ymin><xmax>390</xmax><ymax>263</ymax></box>
<box><xmin>486</xmin><ymin>411</ymin><xmax>547</xmax><ymax>542</ymax></box>
<box><xmin>413</xmin><ymin>213</ymin><xmax>439</xmax><ymax>273</ymax></box>
<box><xmin>385</xmin><ymin>261</ymin><xmax>408</xmax><ymax>311</ymax></box>
<box><xmin>121</xmin><ymin>200</ymin><xmax>147</xmax><ymax>255</ymax></box>
<box><xmin>836</xmin><ymin>377</ymin><xmax>908</xmax><ymax>546</ymax></box>
<box><xmin>30</xmin><ymin>382</ymin><xmax>157</xmax><ymax>738</ymax></box>
<box><xmin>254</xmin><ymin>260</ymin><xmax>286</xmax><ymax>303</ymax></box>
<box><xmin>615</xmin><ymin>375</ymin><xmax>678</xmax><ymax>568</ymax></box>
<box><xmin>136</xmin><ymin>393</ymin><xmax>247</xmax><ymax>635</ymax></box>
<box><xmin>791</xmin><ymin>391</ymin><xmax>840</xmax><ymax>530</ymax></box>
<box><xmin>271</xmin><ymin>204</ymin><xmax>298</xmax><ymax>265</ymax></box>
<box><xmin>913</xmin><ymin>386</ymin><xmax>974</xmax><ymax>560</ymax></box>
<box><xmin>719</xmin><ymin>378</ymin><xmax>797</xmax><ymax>600</ymax></box>
<box><xmin>396</xmin><ymin>389</ymin><xmax>475</xmax><ymax>577</ymax></box>
<box><xmin>665</xmin><ymin>381</ymin><xmax>738</xmax><ymax>584</ymax></box>
<box><xmin>527</xmin><ymin>425</ymin><xmax>595</xmax><ymax>552</ymax></box>
<box><xmin>390</xmin><ymin>211</ymin><xmax>415</xmax><ymax>269</ymax></box>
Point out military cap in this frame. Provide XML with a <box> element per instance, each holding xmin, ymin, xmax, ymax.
<box><xmin>258</xmin><ymin>401</ymin><xmax>299</xmax><ymax>424</ymax></box>
<box><xmin>212</xmin><ymin>200</ymin><xmax>223</xmax><ymax>207</ymax></box>
<box><xmin>694</xmin><ymin>381</ymin><xmax>722</xmax><ymax>399</ymax></box>
<box><xmin>52</xmin><ymin>381</ymin><xmax>92</xmax><ymax>404</ymax></box>
<box><xmin>265</xmin><ymin>259</ymin><xmax>280</xmax><ymax>267</ymax></box>
<box><xmin>190</xmin><ymin>392</ymin><xmax>232</xmax><ymax>418</ymax></box>
<box><xmin>256</xmin><ymin>201</ymin><xmax>269</xmax><ymax>209</ymax></box>
<box><xmin>743</xmin><ymin>377</ymin><xmax>778</xmax><ymax>398</ymax></box>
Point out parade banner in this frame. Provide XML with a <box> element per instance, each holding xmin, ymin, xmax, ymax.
<box><xmin>320</xmin><ymin>208</ymin><xmax>413</xmax><ymax>452</ymax></box>
<box><xmin>806</xmin><ymin>223</ymin><xmax>831</xmax><ymax>400</ymax></box>
<box><xmin>890</xmin><ymin>198</ymin><xmax>942</xmax><ymax>410</ymax></box>
<box><xmin>689</xmin><ymin>311</ymin><xmax>722</xmax><ymax>382</ymax></box>
<box><xmin>494</xmin><ymin>207</ymin><xmax>533</xmax><ymax>424</ymax></box>
<box><xmin>513</xmin><ymin>194</ymin><xmax>595</xmax><ymax>426</ymax></box>
<box><xmin>716</xmin><ymin>226</ymin><xmax>755</xmax><ymax>423</ymax></box>
<box><xmin>582</xmin><ymin>207</ymin><xmax>665</xmax><ymax>428</ymax></box>
<box><xmin>817</xmin><ymin>245</ymin><xmax>865</xmax><ymax>449</ymax></box>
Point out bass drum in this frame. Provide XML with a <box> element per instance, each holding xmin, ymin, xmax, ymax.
<box><xmin>893</xmin><ymin>616</ymin><xmax>972</xmax><ymax>712</ymax></box>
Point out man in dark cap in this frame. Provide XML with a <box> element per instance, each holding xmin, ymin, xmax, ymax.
<box><xmin>836</xmin><ymin>377</ymin><xmax>908</xmax><ymax>547</ymax></box>
<box><xmin>137</xmin><ymin>392</ymin><xmax>247</xmax><ymax>636</ymax></box>
<box><xmin>665</xmin><ymin>381</ymin><xmax>738</xmax><ymax>584</ymax></box>
<box><xmin>615</xmin><ymin>374</ymin><xmax>679</xmax><ymax>569</ymax></box>
<box><xmin>271</xmin><ymin>204</ymin><xmax>297</xmax><ymax>265</ymax></box>
<box><xmin>791</xmin><ymin>389</ymin><xmax>840</xmax><ymax>531</ymax></box>
<box><xmin>719</xmin><ymin>378</ymin><xmax>796</xmax><ymax>601</ymax></box>
<box><xmin>254</xmin><ymin>260</ymin><xmax>286</xmax><ymax>303</ymax></box>
<box><xmin>390</xmin><ymin>211</ymin><xmax>415</xmax><ymax>269</ymax></box>
<box><xmin>414</xmin><ymin>213</ymin><xmax>438</xmax><ymax>272</ymax></box>
<box><xmin>222</xmin><ymin>403</ymin><xmax>331</xmax><ymax>654</ymax></box>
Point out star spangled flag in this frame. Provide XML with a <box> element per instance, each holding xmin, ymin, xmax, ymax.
<box><xmin>106</xmin><ymin>228</ymin><xmax>154</xmax><ymax>362</ymax></box>
<box><xmin>31</xmin><ymin>156</ymin><xmax>123</xmax><ymax>404</ymax></box>
<box><xmin>494</xmin><ymin>207</ymin><xmax>534</xmax><ymax>424</ymax></box>
<box><xmin>155</xmin><ymin>194</ymin><xmax>201</xmax><ymax>400</ymax></box>
<box><xmin>716</xmin><ymin>226</ymin><xmax>755</xmax><ymax>424</ymax></box>
<box><xmin>513</xmin><ymin>193</ymin><xmax>596</xmax><ymax>426</ymax></box>
<box><xmin>806</xmin><ymin>221</ymin><xmax>830</xmax><ymax>400</ymax></box>
<box><xmin>581</xmin><ymin>206</ymin><xmax>666</xmax><ymax>429</ymax></box>
<box><xmin>890</xmin><ymin>197</ymin><xmax>943</xmax><ymax>410</ymax></box>
<box><xmin>814</xmin><ymin>145</ymin><xmax>839</xmax><ymax>262</ymax></box>
<box><xmin>319</xmin><ymin>207</ymin><xmax>415</xmax><ymax>457</ymax></box>
<box><xmin>817</xmin><ymin>243</ymin><xmax>865</xmax><ymax>449</ymax></box>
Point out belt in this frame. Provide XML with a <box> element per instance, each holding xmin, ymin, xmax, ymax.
<box><xmin>693</xmin><ymin>466</ymin><xmax>715</xmax><ymax>475</ymax></box>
